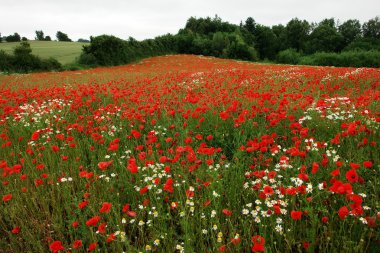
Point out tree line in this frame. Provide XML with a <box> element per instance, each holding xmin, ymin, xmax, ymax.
<box><xmin>0</xmin><ymin>30</ymin><xmax>75</xmax><ymax>42</ymax></box>
<box><xmin>79</xmin><ymin>15</ymin><xmax>380</xmax><ymax>67</ymax></box>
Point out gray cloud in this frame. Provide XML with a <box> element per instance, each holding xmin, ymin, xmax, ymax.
<box><xmin>1</xmin><ymin>0</ymin><xmax>379</xmax><ymax>40</ymax></box>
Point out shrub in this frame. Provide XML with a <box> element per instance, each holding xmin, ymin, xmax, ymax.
<box><xmin>80</xmin><ymin>35</ymin><xmax>127</xmax><ymax>66</ymax></box>
<box><xmin>299</xmin><ymin>50</ymin><xmax>380</xmax><ymax>67</ymax></box>
<box><xmin>276</xmin><ymin>48</ymin><xmax>301</xmax><ymax>64</ymax></box>
<box><xmin>225</xmin><ymin>42</ymin><xmax>258</xmax><ymax>61</ymax></box>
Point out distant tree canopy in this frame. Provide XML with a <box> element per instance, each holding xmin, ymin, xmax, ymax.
<box><xmin>77</xmin><ymin>38</ymin><xmax>90</xmax><ymax>43</ymax></box>
<box><xmin>5</xmin><ymin>33</ymin><xmax>21</xmax><ymax>42</ymax></box>
<box><xmin>56</xmin><ymin>31</ymin><xmax>72</xmax><ymax>42</ymax></box>
<box><xmin>35</xmin><ymin>30</ymin><xmax>45</xmax><ymax>40</ymax></box>
<box><xmin>35</xmin><ymin>30</ymin><xmax>52</xmax><ymax>41</ymax></box>
<box><xmin>78</xmin><ymin>15</ymin><xmax>380</xmax><ymax>68</ymax></box>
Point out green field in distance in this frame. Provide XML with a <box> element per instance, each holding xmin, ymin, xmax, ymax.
<box><xmin>0</xmin><ymin>41</ymin><xmax>88</xmax><ymax>64</ymax></box>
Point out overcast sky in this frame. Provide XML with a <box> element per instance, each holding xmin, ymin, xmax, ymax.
<box><xmin>1</xmin><ymin>0</ymin><xmax>379</xmax><ymax>41</ymax></box>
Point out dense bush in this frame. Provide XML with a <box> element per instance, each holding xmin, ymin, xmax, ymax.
<box><xmin>276</xmin><ymin>48</ymin><xmax>302</xmax><ymax>64</ymax></box>
<box><xmin>225</xmin><ymin>42</ymin><xmax>258</xmax><ymax>61</ymax></box>
<box><xmin>79</xmin><ymin>34</ymin><xmax>177</xmax><ymax>66</ymax></box>
<box><xmin>299</xmin><ymin>50</ymin><xmax>380</xmax><ymax>67</ymax></box>
<box><xmin>5</xmin><ymin>33</ymin><xmax>21</xmax><ymax>42</ymax></box>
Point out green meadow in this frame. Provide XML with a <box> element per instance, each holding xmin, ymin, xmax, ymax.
<box><xmin>0</xmin><ymin>41</ymin><xmax>88</xmax><ymax>64</ymax></box>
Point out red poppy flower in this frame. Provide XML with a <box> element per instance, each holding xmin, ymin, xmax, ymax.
<box><xmin>2</xmin><ymin>194</ymin><xmax>12</xmax><ymax>202</ymax></box>
<box><xmin>11</xmin><ymin>227</ymin><xmax>20</xmax><ymax>234</ymax></box>
<box><xmin>251</xmin><ymin>235</ymin><xmax>265</xmax><ymax>245</ymax></box>
<box><xmin>222</xmin><ymin>209</ymin><xmax>232</xmax><ymax>216</ymax></box>
<box><xmin>49</xmin><ymin>241</ymin><xmax>64</xmax><ymax>253</ymax></box>
<box><xmin>291</xmin><ymin>210</ymin><xmax>303</xmax><ymax>220</ymax></box>
<box><xmin>218</xmin><ymin>245</ymin><xmax>226</xmax><ymax>252</ymax></box>
<box><xmin>86</xmin><ymin>216</ymin><xmax>101</xmax><ymax>226</ymax></box>
<box><xmin>72</xmin><ymin>240</ymin><xmax>82</xmax><ymax>249</ymax></box>
<box><xmin>345</xmin><ymin>169</ymin><xmax>358</xmax><ymax>183</ymax></box>
<box><xmin>311</xmin><ymin>162</ymin><xmax>319</xmax><ymax>174</ymax></box>
<box><xmin>88</xmin><ymin>242</ymin><xmax>97</xmax><ymax>252</ymax></box>
<box><xmin>338</xmin><ymin>206</ymin><xmax>349</xmax><ymax>220</ymax></box>
<box><xmin>99</xmin><ymin>202</ymin><xmax>112</xmax><ymax>213</ymax></box>
<box><xmin>98</xmin><ymin>161</ymin><xmax>112</xmax><ymax>170</ymax></box>
<box><xmin>263</xmin><ymin>185</ymin><xmax>274</xmax><ymax>195</ymax></box>
<box><xmin>363</xmin><ymin>161</ymin><xmax>373</xmax><ymax>168</ymax></box>
<box><xmin>251</xmin><ymin>235</ymin><xmax>265</xmax><ymax>252</ymax></box>
<box><xmin>252</xmin><ymin>243</ymin><xmax>265</xmax><ymax>252</ymax></box>
<box><xmin>98</xmin><ymin>222</ymin><xmax>107</xmax><ymax>234</ymax></box>
<box><xmin>107</xmin><ymin>233</ymin><xmax>116</xmax><ymax>243</ymax></box>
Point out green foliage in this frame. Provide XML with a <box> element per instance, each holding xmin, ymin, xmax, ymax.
<box><xmin>5</xmin><ymin>33</ymin><xmax>21</xmax><ymax>42</ymax></box>
<box><xmin>276</xmin><ymin>48</ymin><xmax>302</xmax><ymax>64</ymax></box>
<box><xmin>285</xmin><ymin>18</ymin><xmax>310</xmax><ymax>51</ymax></box>
<box><xmin>75</xmin><ymin>15</ymin><xmax>380</xmax><ymax>68</ymax></box>
<box><xmin>56</xmin><ymin>31</ymin><xmax>72</xmax><ymax>42</ymax></box>
<box><xmin>339</xmin><ymin>19</ymin><xmax>362</xmax><ymax>47</ymax></box>
<box><xmin>0</xmin><ymin>42</ymin><xmax>62</xmax><ymax>73</ymax></box>
<box><xmin>77</xmin><ymin>38</ymin><xmax>90</xmax><ymax>43</ymax></box>
<box><xmin>343</xmin><ymin>37</ymin><xmax>380</xmax><ymax>51</ymax></box>
<box><xmin>305</xmin><ymin>19</ymin><xmax>344</xmax><ymax>53</ymax></box>
<box><xmin>212</xmin><ymin>32</ymin><xmax>229</xmax><ymax>56</ymax></box>
<box><xmin>81</xmin><ymin>35</ymin><xmax>126</xmax><ymax>66</ymax></box>
<box><xmin>79</xmin><ymin>34</ymin><xmax>177</xmax><ymax>67</ymax></box>
<box><xmin>225</xmin><ymin>41</ymin><xmax>258</xmax><ymax>61</ymax></box>
<box><xmin>35</xmin><ymin>30</ymin><xmax>45</xmax><ymax>41</ymax></box>
<box><xmin>299</xmin><ymin>50</ymin><xmax>380</xmax><ymax>67</ymax></box>
<box><xmin>0</xmin><ymin>50</ymin><xmax>12</xmax><ymax>71</ymax></box>
<box><xmin>254</xmin><ymin>25</ymin><xmax>279</xmax><ymax>60</ymax></box>
<box><xmin>362</xmin><ymin>16</ymin><xmax>380</xmax><ymax>39</ymax></box>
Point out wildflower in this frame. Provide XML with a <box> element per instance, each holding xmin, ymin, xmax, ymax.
<box><xmin>72</xmin><ymin>240</ymin><xmax>82</xmax><ymax>249</ymax></box>
<box><xmin>11</xmin><ymin>227</ymin><xmax>20</xmax><ymax>234</ymax></box>
<box><xmin>88</xmin><ymin>242</ymin><xmax>97</xmax><ymax>252</ymax></box>
<box><xmin>98</xmin><ymin>161</ymin><xmax>113</xmax><ymax>170</ymax></box>
<box><xmin>2</xmin><ymin>194</ymin><xmax>12</xmax><ymax>202</ymax></box>
<box><xmin>291</xmin><ymin>210</ymin><xmax>303</xmax><ymax>220</ymax></box>
<box><xmin>49</xmin><ymin>241</ymin><xmax>64</xmax><ymax>253</ymax></box>
<box><xmin>251</xmin><ymin>235</ymin><xmax>265</xmax><ymax>252</ymax></box>
<box><xmin>99</xmin><ymin>202</ymin><xmax>112</xmax><ymax>213</ymax></box>
<box><xmin>338</xmin><ymin>206</ymin><xmax>349</xmax><ymax>220</ymax></box>
<box><xmin>346</xmin><ymin>169</ymin><xmax>358</xmax><ymax>183</ymax></box>
<box><xmin>86</xmin><ymin>216</ymin><xmax>101</xmax><ymax>226</ymax></box>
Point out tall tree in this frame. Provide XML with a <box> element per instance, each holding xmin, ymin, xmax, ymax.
<box><xmin>35</xmin><ymin>30</ymin><xmax>45</xmax><ymax>41</ymax></box>
<box><xmin>285</xmin><ymin>18</ymin><xmax>310</xmax><ymax>51</ymax></box>
<box><xmin>56</xmin><ymin>31</ymin><xmax>72</xmax><ymax>42</ymax></box>
<box><xmin>272</xmin><ymin>24</ymin><xmax>287</xmax><ymax>51</ymax></box>
<box><xmin>244</xmin><ymin>17</ymin><xmax>256</xmax><ymax>34</ymax></box>
<box><xmin>362</xmin><ymin>17</ymin><xmax>380</xmax><ymax>39</ymax></box>
<box><xmin>254</xmin><ymin>25</ymin><xmax>278</xmax><ymax>60</ymax></box>
<box><xmin>339</xmin><ymin>19</ymin><xmax>362</xmax><ymax>47</ymax></box>
<box><xmin>306</xmin><ymin>19</ymin><xmax>344</xmax><ymax>53</ymax></box>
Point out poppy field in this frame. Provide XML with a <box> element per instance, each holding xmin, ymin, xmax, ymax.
<box><xmin>0</xmin><ymin>55</ymin><xmax>379</xmax><ymax>252</ymax></box>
